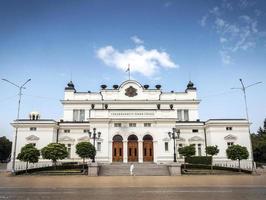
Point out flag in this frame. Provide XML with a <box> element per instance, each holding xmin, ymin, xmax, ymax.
<box><xmin>126</xmin><ymin>64</ymin><xmax>130</xmax><ymax>72</ymax></box>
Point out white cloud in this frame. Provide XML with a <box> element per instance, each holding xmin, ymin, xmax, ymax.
<box><xmin>200</xmin><ymin>1</ymin><xmax>264</xmax><ymax>64</ymax></box>
<box><xmin>131</xmin><ymin>36</ymin><xmax>144</xmax><ymax>45</ymax></box>
<box><xmin>220</xmin><ymin>51</ymin><xmax>232</xmax><ymax>64</ymax></box>
<box><xmin>164</xmin><ymin>2</ymin><xmax>172</xmax><ymax>8</ymax></box>
<box><xmin>220</xmin><ymin>37</ymin><xmax>227</xmax><ymax>43</ymax></box>
<box><xmin>96</xmin><ymin>41</ymin><xmax>177</xmax><ymax>77</ymax></box>
<box><xmin>200</xmin><ymin>15</ymin><xmax>208</xmax><ymax>27</ymax></box>
<box><xmin>210</xmin><ymin>6</ymin><xmax>220</xmax><ymax>16</ymax></box>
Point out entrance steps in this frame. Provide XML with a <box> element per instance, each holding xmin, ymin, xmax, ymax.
<box><xmin>99</xmin><ymin>163</ymin><xmax>170</xmax><ymax>176</ymax></box>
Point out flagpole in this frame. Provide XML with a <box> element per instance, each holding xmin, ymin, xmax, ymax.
<box><xmin>126</xmin><ymin>64</ymin><xmax>131</xmax><ymax>80</ymax></box>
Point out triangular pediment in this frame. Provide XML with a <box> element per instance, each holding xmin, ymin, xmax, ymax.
<box><xmin>26</xmin><ymin>135</ymin><xmax>39</xmax><ymax>141</ymax></box>
<box><xmin>176</xmin><ymin>137</ymin><xmax>186</xmax><ymax>141</ymax></box>
<box><xmin>162</xmin><ymin>137</ymin><xmax>170</xmax><ymax>142</ymax></box>
<box><xmin>224</xmin><ymin>134</ymin><xmax>237</xmax><ymax>140</ymax></box>
<box><xmin>188</xmin><ymin>136</ymin><xmax>204</xmax><ymax>142</ymax></box>
<box><xmin>78</xmin><ymin>136</ymin><xmax>90</xmax><ymax>141</ymax></box>
<box><xmin>59</xmin><ymin>136</ymin><xmax>75</xmax><ymax>142</ymax></box>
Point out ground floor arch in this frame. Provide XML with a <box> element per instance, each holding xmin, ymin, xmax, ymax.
<box><xmin>112</xmin><ymin>135</ymin><xmax>123</xmax><ymax>162</ymax></box>
<box><xmin>143</xmin><ymin>134</ymin><xmax>153</xmax><ymax>162</ymax></box>
<box><xmin>128</xmin><ymin>134</ymin><xmax>138</xmax><ymax>162</ymax></box>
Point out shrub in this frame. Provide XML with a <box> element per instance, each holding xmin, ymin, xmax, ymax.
<box><xmin>185</xmin><ymin>156</ymin><xmax>212</xmax><ymax>165</ymax></box>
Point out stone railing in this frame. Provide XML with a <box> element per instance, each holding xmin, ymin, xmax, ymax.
<box><xmin>213</xmin><ymin>159</ymin><xmax>254</xmax><ymax>170</ymax></box>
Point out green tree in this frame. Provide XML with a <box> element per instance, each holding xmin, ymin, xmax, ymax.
<box><xmin>178</xmin><ymin>145</ymin><xmax>196</xmax><ymax>169</ymax></box>
<box><xmin>17</xmin><ymin>144</ymin><xmax>40</xmax><ymax>173</ymax></box>
<box><xmin>76</xmin><ymin>142</ymin><xmax>96</xmax><ymax>170</ymax></box>
<box><xmin>251</xmin><ymin>118</ymin><xmax>266</xmax><ymax>163</ymax></box>
<box><xmin>205</xmin><ymin>145</ymin><xmax>219</xmax><ymax>172</ymax></box>
<box><xmin>0</xmin><ymin>136</ymin><xmax>12</xmax><ymax>162</ymax></box>
<box><xmin>226</xmin><ymin>144</ymin><xmax>249</xmax><ymax>172</ymax></box>
<box><xmin>41</xmin><ymin>143</ymin><xmax>68</xmax><ymax>168</ymax></box>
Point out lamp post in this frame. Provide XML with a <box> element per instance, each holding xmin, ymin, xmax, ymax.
<box><xmin>1</xmin><ymin>78</ymin><xmax>31</xmax><ymax>173</ymax></box>
<box><xmin>88</xmin><ymin>127</ymin><xmax>101</xmax><ymax>163</ymax></box>
<box><xmin>168</xmin><ymin>128</ymin><xmax>180</xmax><ymax>163</ymax></box>
<box><xmin>231</xmin><ymin>78</ymin><xmax>262</xmax><ymax>173</ymax></box>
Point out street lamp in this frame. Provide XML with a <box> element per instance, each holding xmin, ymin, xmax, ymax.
<box><xmin>231</xmin><ymin>78</ymin><xmax>262</xmax><ymax>173</ymax></box>
<box><xmin>1</xmin><ymin>78</ymin><xmax>31</xmax><ymax>173</ymax></box>
<box><xmin>88</xmin><ymin>127</ymin><xmax>101</xmax><ymax>163</ymax></box>
<box><xmin>168</xmin><ymin>128</ymin><xmax>180</xmax><ymax>162</ymax></box>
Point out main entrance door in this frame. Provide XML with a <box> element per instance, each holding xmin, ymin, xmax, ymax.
<box><xmin>128</xmin><ymin>135</ymin><xmax>138</xmax><ymax>162</ymax></box>
<box><xmin>112</xmin><ymin>135</ymin><xmax>123</xmax><ymax>162</ymax></box>
<box><xmin>143</xmin><ymin>135</ymin><xmax>153</xmax><ymax>162</ymax></box>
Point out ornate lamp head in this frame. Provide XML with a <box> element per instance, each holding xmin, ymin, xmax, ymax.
<box><xmin>168</xmin><ymin>132</ymin><xmax>172</xmax><ymax>139</ymax></box>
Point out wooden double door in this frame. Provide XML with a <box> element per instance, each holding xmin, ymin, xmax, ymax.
<box><xmin>112</xmin><ymin>141</ymin><xmax>123</xmax><ymax>162</ymax></box>
<box><xmin>143</xmin><ymin>140</ymin><xmax>153</xmax><ymax>162</ymax></box>
<box><xmin>128</xmin><ymin>141</ymin><xmax>138</xmax><ymax>162</ymax></box>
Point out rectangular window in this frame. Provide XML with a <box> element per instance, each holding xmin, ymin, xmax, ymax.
<box><xmin>178</xmin><ymin>144</ymin><xmax>183</xmax><ymax>158</ymax></box>
<box><xmin>30</xmin><ymin>143</ymin><xmax>36</xmax><ymax>147</ymax></box>
<box><xmin>177</xmin><ymin>110</ymin><xmax>182</xmax><ymax>121</ymax></box>
<box><xmin>165</xmin><ymin>142</ymin><xmax>169</xmax><ymax>151</ymax></box>
<box><xmin>64</xmin><ymin>129</ymin><xmax>70</xmax><ymax>133</ymax></box>
<box><xmin>129</xmin><ymin>123</ymin><xmax>136</xmax><ymax>127</ymax></box>
<box><xmin>192</xmin><ymin>129</ymin><xmax>198</xmax><ymax>133</ymax></box>
<box><xmin>144</xmin><ymin>123</ymin><xmax>151</xmax><ymax>127</ymax></box>
<box><xmin>226</xmin><ymin>127</ymin><xmax>233</xmax><ymax>131</ymax></box>
<box><xmin>97</xmin><ymin>142</ymin><xmax>101</xmax><ymax>151</ymax></box>
<box><xmin>114</xmin><ymin>123</ymin><xmax>122</xmax><ymax>127</ymax></box>
<box><xmin>67</xmin><ymin>144</ymin><xmax>71</xmax><ymax>158</ymax></box>
<box><xmin>30</xmin><ymin>127</ymin><xmax>37</xmax><ymax>131</ymax></box>
<box><xmin>227</xmin><ymin>142</ymin><xmax>234</xmax><ymax>147</ymax></box>
<box><xmin>198</xmin><ymin>144</ymin><xmax>202</xmax><ymax>156</ymax></box>
<box><xmin>83</xmin><ymin>129</ymin><xmax>89</xmax><ymax>133</ymax></box>
<box><xmin>73</xmin><ymin>109</ymin><xmax>85</xmax><ymax>121</ymax></box>
<box><xmin>184</xmin><ymin>110</ymin><xmax>189</xmax><ymax>121</ymax></box>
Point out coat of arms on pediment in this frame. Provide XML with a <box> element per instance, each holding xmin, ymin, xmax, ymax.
<box><xmin>125</xmin><ymin>86</ymin><xmax>138</xmax><ymax>97</ymax></box>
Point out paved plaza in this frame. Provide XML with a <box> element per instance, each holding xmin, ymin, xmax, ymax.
<box><xmin>0</xmin><ymin>172</ymin><xmax>266</xmax><ymax>199</ymax></box>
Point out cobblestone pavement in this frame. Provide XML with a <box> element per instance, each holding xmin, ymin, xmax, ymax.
<box><xmin>0</xmin><ymin>173</ymin><xmax>265</xmax><ymax>199</ymax></box>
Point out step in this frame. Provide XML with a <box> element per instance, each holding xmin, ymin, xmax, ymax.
<box><xmin>99</xmin><ymin>163</ymin><xmax>170</xmax><ymax>176</ymax></box>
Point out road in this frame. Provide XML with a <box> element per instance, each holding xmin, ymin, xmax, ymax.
<box><xmin>0</xmin><ymin>187</ymin><xmax>266</xmax><ymax>200</ymax></box>
<box><xmin>0</xmin><ymin>173</ymin><xmax>265</xmax><ymax>199</ymax></box>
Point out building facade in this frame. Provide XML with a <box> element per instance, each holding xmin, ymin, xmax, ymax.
<box><xmin>9</xmin><ymin>80</ymin><xmax>253</xmax><ymax>170</ymax></box>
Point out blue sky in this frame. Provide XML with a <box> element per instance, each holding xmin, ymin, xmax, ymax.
<box><xmin>0</xmin><ymin>0</ymin><xmax>265</xmax><ymax>139</ymax></box>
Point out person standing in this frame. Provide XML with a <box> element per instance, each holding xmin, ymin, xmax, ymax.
<box><xmin>130</xmin><ymin>163</ymin><xmax>134</xmax><ymax>176</ymax></box>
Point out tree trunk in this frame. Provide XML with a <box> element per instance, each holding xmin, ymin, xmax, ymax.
<box><xmin>26</xmin><ymin>161</ymin><xmax>28</xmax><ymax>173</ymax></box>
<box><xmin>211</xmin><ymin>156</ymin><xmax>213</xmax><ymax>174</ymax></box>
<box><xmin>83</xmin><ymin>158</ymin><xmax>85</xmax><ymax>170</ymax></box>
<box><xmin>184</xmin><ymin>157</ymin><xmax>186</xmax><ymax>171</ymax></box>
<box><xmin>53</xmin><ymin>160</ymin><xmax>57</xmax><ymax>170</ymax></box>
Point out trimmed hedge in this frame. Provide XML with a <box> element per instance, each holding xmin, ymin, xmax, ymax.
<box><xmin>14</xmin><ymin>164</ymin><xmax>85</xmax><ymax>175</ymax></box>
<box><xmin>181</xmin><ymin>164</ymin><xmax>252</xmax><ymax>174</ymax></box>
<box><xmin>185</xmin><ymin>156</ymin><xmax>212</xmax><ymax>165</ymax></box>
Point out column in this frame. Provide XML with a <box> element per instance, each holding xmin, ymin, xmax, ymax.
<box><xmin>123</xmin><ymin>140</ymin><xmax>127</xmax><ymax>163</ymax></box>
<box><xmin>153</xmin><ymin>141</ymin><xmax>158</xmax><ymax>163</ymax></box>
<box><xmin>108</xmin><ymin>141</ymin><xmax>112</xmax><ymax>163</ymax></box>
<box><xmin>138</xmin><ymin>140</ymin><xmax>143</xmax><ymax>163</ymax></box>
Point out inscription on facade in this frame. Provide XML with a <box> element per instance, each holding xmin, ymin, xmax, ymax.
<box><xmin>110</xmin><ymin>111</ymin><xmax>155</xmax><ymax>117</ymax></box>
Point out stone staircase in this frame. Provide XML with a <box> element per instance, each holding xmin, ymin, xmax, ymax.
<box><xmin>99</xmin><ymin>163</ymin><xmax>170</xmax><ymax>176</ymax></box>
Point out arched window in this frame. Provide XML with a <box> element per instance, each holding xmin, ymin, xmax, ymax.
<box><xmin>128</xmin><ymin>134</ymin><xmax>138</xmax><ymax>141</ymax></box>
<box><xmin>113</xmin><ymin>135</ymin><xmax>123</xmax><ymax>141</ymax></box>
<box><xmin>143</xmin><ymin>134</ymin><xmax>153</xmax><ymax>141</ymax></box>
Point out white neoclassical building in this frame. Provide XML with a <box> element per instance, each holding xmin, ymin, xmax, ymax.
<box><xmin>8</xmin><ymin>79</ymin><xmax>253</xmax><ymax>170</ymax></box>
